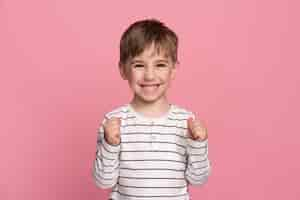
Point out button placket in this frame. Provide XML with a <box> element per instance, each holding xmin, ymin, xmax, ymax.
<box><xmin>150</xmin><ymin>121</ymin><xmax>155</xmax><ymax>149</ymax></box>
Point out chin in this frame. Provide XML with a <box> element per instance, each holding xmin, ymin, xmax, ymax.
<box><xmin>138</xmin><ymin>97</ymin><xmax>158</xmax><ymax>103</ymax></box>
<box><xmin>135</xmin><ymin>93</ymin><xmax>166</xmax><ymax>104</ymax></box>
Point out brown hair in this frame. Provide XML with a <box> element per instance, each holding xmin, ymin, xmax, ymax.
<box><xmin>119</xmin><ymin>19</ymin><xmax>178</xmax><ymax>67</ymax></box>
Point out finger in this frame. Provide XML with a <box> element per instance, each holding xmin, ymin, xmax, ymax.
<box><xmin>187</xmin><ymin>117</ymin><xmax>197</xmax><ymax>139</ymax></box>
<box><xmin>115</xmin><ymin>133</ymin><xmax>120</xmax><ymax>139</ymax></box>
<box><xmin>193</xmin><ymin>134</ymin><xmax>200</xmax><ymax>140</ymax></box>
<box><xmin>193</xmin><ymin>120</ymin><xmax>206</xmax><ymax>130</ymax></box>
<box><xmin>108</xmin><ymin>136</ymin><xmax>120</xmax><ymax>145</ymax></box>
<box><xmin>196</xmin><ymin>127</ymin><xmax>208</xmax><ymax>140</ymax></box>
<box><xmin>193</xmin><ymin>125</ymin><xmax>202</xmax><ymax>133</ymax></box>
<box><xmin>187</xmin><ymin>117</ymin><xmax>194</xmax><ymax>132</ymax></box>
<box><xmin>190</xmin><ymin>121</ymin><xmax>207</xmax><ymax>140</ymax></box>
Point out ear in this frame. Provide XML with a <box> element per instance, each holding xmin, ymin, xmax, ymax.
<box><xmin>119</xmin><ymin>63</ymin><xmax>128</xmax><ymax>80</ymax></box>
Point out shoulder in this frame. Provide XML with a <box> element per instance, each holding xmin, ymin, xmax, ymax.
<box><xmin>170</xmin><ymin>104</ymin><xmax>195</xmax><ymax>119</ymax></box>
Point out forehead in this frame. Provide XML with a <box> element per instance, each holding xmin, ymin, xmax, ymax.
<box><xmin>131</xmin><ymin>43</ymin><xmax>170</xmax><ymax>62</ymax></box>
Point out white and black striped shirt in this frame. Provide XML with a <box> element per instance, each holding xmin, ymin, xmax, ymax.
<box><xmin>93</xmin><ymin>104</ymin><xmax>211</xmax><ymax>200</ymax></box>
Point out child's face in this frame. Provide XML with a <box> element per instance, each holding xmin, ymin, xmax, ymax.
<box><xmin>120</xmin><ymin>43</ymin><xmax>176</xmax><ymax>105</ymax></box>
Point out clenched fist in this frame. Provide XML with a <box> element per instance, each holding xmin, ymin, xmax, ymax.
<box><xmin>187</xmin><ymin>117</ymin><xmax>208</xmax><ymax>141</ymax></box>
<box><xmin>103</xmin><ymin>117</ymin><xmax>121</xmax><ymax>145</ymax></box>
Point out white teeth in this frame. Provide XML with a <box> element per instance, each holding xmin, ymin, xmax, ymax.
<box><xmin>141</xmin><ymin>84</ymin><xmax>159</xmax><ymax>87</ymax></box>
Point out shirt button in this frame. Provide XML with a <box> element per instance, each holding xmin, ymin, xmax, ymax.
<box><xmin>150</xmin><ymin>121</ymin><xmax>154</xmax><ymax>132</ymax></box>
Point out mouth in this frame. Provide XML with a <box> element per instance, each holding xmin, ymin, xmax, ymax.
<box><xmin>140</xmin><ymin>84</ymin><xmax>161</xmax><ymax>88</ymax></box>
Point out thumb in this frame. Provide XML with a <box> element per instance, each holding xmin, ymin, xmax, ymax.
<box><xmin>187</xmin><ymin>117</ymin><xmax>195</xmax><ymax>138</ymax></box>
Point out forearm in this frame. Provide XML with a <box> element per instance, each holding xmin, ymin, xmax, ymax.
<box><xmin>185</xmin><ymin>138</ymin><xmax>211</xmax><ymax>185</ymax></box>
<box><xmin>93</xmin><ymin>128</ymin><xmax>120</xmax><ymax>189</ymax></box>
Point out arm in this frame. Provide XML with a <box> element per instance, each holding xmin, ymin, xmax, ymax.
<box><xmin>185</xmin><ymin>113</ymin><xmax>211</xmax><ymax>185</ymax></box>
<box><xmin>92</xmin><ymin>119</ymin><xmax>120</xmax><ymax>189</ymax></box>
<box><xmin>185</xmin><ymin>138</ymin><xmax>211</xmax><ymax>185</ymax></box>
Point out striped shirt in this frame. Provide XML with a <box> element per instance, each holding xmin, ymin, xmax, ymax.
<box><xmin>92</xmin><ymin>104</ymin><xmax>211</xmax><ymax>200</ymax></box>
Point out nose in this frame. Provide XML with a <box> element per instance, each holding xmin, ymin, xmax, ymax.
<box><xmin>144</xmin><ymin>67</ymin><xmax>156</xmax><ymax>80</ymax></box>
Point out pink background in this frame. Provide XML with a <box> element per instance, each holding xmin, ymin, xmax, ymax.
<box><xmin>1</xmin><ymin>0</ymin><xmax>299</xmax><ymax>199</ymax></box>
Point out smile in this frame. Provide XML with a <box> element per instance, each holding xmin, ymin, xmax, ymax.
<box><xmin>140</xmin><ymin>84</ymin><xmax>160</xmax><ymax>87</ymax></box>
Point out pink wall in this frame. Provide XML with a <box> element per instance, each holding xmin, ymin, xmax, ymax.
<box><xmin>1</xmin><ymin>0</ymin><xmax>299</xmax><ymax>199</ymax></box>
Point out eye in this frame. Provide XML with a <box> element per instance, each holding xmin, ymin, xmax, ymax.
<box><xmin>156</xmin><ymin>63</ymin><xmax>167</xmax><ymax>68</ymax></box>
<box><xmin>133</xmin><ymin>64</ymin><xmax>144</xmax><ymax>68</ymax></box>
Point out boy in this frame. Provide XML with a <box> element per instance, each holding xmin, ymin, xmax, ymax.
<box><xmin>92</xmin><ymin>19</ymin><xmax>211</xmax><ymax>200</ymax></box>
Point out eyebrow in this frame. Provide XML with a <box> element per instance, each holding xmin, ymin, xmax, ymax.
<box><xmin>130</xmin><ymin>60</ymin><xmax>144</xmax><ymax>64</ymax></box>
<box><xmin>155</xmin><ymin>59</ymin><xmax>169</xmax><ymax>63</ymax></box>
<box><xmin>130</xmin><ymin>59</ymin><xmax>169</xmax><ymax>65</ymax></box>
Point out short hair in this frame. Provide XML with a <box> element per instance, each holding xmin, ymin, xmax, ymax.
<box><xmin>119</xmin><ymin>19</ymin><xmax>178</xmax><ymax>66</ymax></box>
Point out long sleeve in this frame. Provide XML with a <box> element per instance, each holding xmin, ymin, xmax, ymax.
<box><xmin>92</xmin><ymin>119</ymin><xmax>120</xmax><ymax>189</ymax></box>
<box><xmin>185</xmin><ymin>138</ymin><xmax>211</xmax><ymax>185</ymax></box>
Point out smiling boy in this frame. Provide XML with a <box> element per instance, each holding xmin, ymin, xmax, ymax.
<box><xmin>93</xmin><ymin>19</ymin><xmax>211</xmax><ymax>200</ymax></box>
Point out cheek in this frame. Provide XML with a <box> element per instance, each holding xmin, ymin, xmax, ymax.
<box><xmin>131</xmin><ymin>72</ymin><xmax>144</xmax><ymax>82</ymax></box>
<box><xmin>127</xmin><ymin>74</ymin><xmax>140</xmax><ymax>86</ymax></box>
<box><xmin>162</xmin><ymin>72</ymin><xmax>174</xmax><ymax>82</ymax></box>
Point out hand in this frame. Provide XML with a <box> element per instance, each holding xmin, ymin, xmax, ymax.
<box><xmin>187</xmin><ymin>117</ymin><xmax>208</xmax><ymax>141</ymax></box>
<box><xmin>103</xmin><ymin>117</ymin><xmax>121</xmax><ymax>145</ymax></box>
